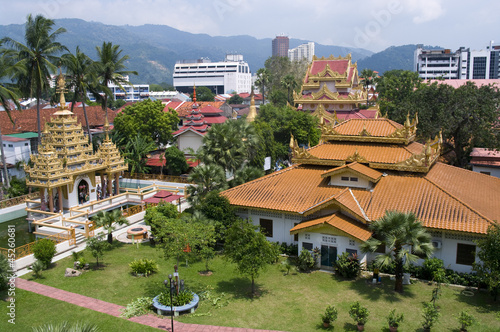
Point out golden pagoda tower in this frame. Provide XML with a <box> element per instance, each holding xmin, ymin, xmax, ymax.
<box><xmin>25</xmin><ymin>69</ymin><xmax>127</xmax><ymax>212</ymax></box>
<box><xmin>246</xmin><ymin>88</ymin><xmax>257</xmax><ymax>123</ymax></box>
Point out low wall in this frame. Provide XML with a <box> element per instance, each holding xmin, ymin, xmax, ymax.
<box><xmin>14</xmin><ymin>239</ymin><xmax>73</xmax><ymax>272</ymax></box>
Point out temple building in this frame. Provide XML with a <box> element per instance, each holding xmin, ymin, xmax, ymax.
<box><xmin>221</xmin><ymin>114</ymin><xmax>500</xmax><ymax>273</ymax></box>
<box><xmin>24</xmin><ymin>71</ymin><xmax>127</xmax><ymax>212</ymax></box>
<box><xmin>294</xmin><ymin>54</ymin><xmax>380</xmax><ymax>123</ymax></box>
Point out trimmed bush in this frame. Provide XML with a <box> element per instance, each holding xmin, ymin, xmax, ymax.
<box><xmin>32</xmin><ymin>238</ymin><xmax>56</xmax><ymax>269</ymax></box>
<box><xmin>422</xmin><ymin>257</ymin><xmax>445</xmax><ymax>281</ymax></box>
<box><xmin>129</xmin><ymin>258</ymin><xmax>159</xmax><ymax>276</ymax></box>
<box><xmin>297</xmin><ymin>249</ymin><xmax>315</xmax><ymax>272</ymax></box>
<box><xmin>334</xmin><ymin>252</ymin><xmax>361</xmax><ymax>278</ymax></box>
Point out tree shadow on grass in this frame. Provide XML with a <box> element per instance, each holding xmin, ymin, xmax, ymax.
<box><xmin>216</xmin><ymin>278</ymin><xmax>269</xmax><ymax>300</ymax></box>
<box><xmin>346</xmin><ymin>276</ymin><xmax>417</xmax><ymax>302</ymax></box>
<box><xmin>144</xmin><ymin>280</ymin><xmax>167</xmax><ymax>298</ymax></box>
<box><xmin>342</xmin><ymin>322</ymin><xmax>360</xmax><ymax>331</ymax></box>
<box><xmin>452</xmin><ymin>287</ymin><xmax>500</xmax><ymax>315</ymax></box>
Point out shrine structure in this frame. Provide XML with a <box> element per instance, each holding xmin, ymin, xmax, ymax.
<box><xmin>24</xmin><ymin>70</ymin><xmax>127</xmax><ymax>212</ymax></box>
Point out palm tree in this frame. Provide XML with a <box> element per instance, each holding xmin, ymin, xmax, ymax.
<box><xmin>2</xmin><ymin>14</ymin><xmax>67</xmax><ymax>145</ymax></box>
<box><xmin>186</xmin><ymin>163</ymin><xmax>227</xmax><ymax>206</ymax></box>
<box><xmin>360</xmin><ymin>69</ymin><xmax>376</xmax><ymax>107</ymax></box>
<box><xmin>93</xmin><ymin>209</ymin><xmax>128</xmax><ymax>244</ymax></box>
<box><xmin>32</xmin><ymin>321</ymin><xmax>99</xmax><ymax>332</ymax></box>
<box><xmin>123</xmin><ymin>134</ymin><xmax>156</xmax><ymax>176</ymax></box>
<box><xmin>281</xmin><ymin>74</ymin><xmax>297</xmax><ymax>105</ymax></box>
<box><xmin>360</xmin><ymin>211</ymin><xmax>434</xmax><ymax>293</ymax></box>
<box><xmin>199</xmin><ymin>120</ymin><xmax>259</xmax><ymax>175</ymax></box>
<box><xmin>255</xmin><ymin>68</ymin><xmax>270</xmax><ymax>105</ymax></box>
<box><xmin>94</xmin><ymin>42</ymin><xmax>137</xmax><ymax>122</ymax></box>
<box><xmin>61</xmin><ymin>46</ymin><xmax>95</xmax><ymax>143</ymax></box>
<box><xmin>0</xmin><ymin>45</ymin><xmax>24</xmax><ymax>190</ymax></box>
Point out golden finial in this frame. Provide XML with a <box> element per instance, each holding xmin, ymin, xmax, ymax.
<box><xmin>246</xmin><ymin>87</ymin><xmax>257</xmax><ymax>123</ymax></box>
<box><xmin>56</xmin><ymin>67</ymin><xmax>67</xmax><ymax>110</ymax></box>
<box><xmin>289</xmin><ymin>133</ymin><xmax>295</xmax><ymax>150</ymax></box>
<box><xmin>405</xmin><ymin>112</ymin><xmax>411</xmax><ymax>127</ymax></box>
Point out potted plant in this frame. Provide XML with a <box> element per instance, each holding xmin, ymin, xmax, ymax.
<box><xmin>387</xmin><ymin>309</ymin><xmax>404</xmax><ymax>332</ymax></box>
<box><xmin>421</xmin><ymin>302</ymin><xmax>440</xmax><ymax>331</ymax></box>
<box><xmin>320</xmin><ymin>304</ymin><xmax>338</xmax><ymax>328</ymax></box>
<box><xmin>349</xmin><ymin>301</ymin><xmax>369</xmax><ymax>331</ymax></box>
<box><xmin>456</xmin><ymin>310</ymin><xmax>476</xmax><ymax>332</ymax></box>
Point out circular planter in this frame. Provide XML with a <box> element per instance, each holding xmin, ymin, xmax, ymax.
<box><xmin>152</xmin><ymin>293</ymin><xmax>199</xmax><ymax>316</ymax></box>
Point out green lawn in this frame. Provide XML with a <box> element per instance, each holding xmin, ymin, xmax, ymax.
<box><xmin>14</xmin><ymin>241</ymin><xmax>500</xmax><ymax>331</ymax></box>
<box><xmin>0</xmin><ymin>289</ymin><xmax>159</xmax><ymax>332</ymax></box>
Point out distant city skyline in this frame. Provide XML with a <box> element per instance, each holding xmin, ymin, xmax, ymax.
<box><xmin>1</xmin><ymin>0</ymin><xmax>498</xmax><ymax>53</ymax></box>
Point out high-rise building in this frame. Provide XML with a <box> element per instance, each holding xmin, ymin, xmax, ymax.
<box><xmin>272</xmin><ymin>35</ymin><xmax>289</xmax><ymax>57</ymax></box>
<box><xmin>173</xmin><ymin>54</ymin><xmax>251</xmax><ymax>94</ymax></box>
<box><xmin>414</xmin><ymin>42</ymin><xmax>500</xmax><ymax>80</ymax></box>
<box><xmin>288</xmin><ymin>42</ymin><xmax>315</xmax><ymax>62</ymax></box>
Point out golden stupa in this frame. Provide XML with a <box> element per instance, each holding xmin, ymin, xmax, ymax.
<box><xmin>24</xmin><ymin>70</ymin><xmax>127</xmax><ymax>212</ymax></box>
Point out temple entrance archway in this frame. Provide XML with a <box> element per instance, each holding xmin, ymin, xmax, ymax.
<box><xmin>77</xmin><ymin>179</ymin><xmax>90</xmax><ymax>204</ymax></box>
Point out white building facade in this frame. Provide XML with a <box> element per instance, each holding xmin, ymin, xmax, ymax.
<box><xmin>288</xmin><ymin>42</ymin><xmax>315</xmax><ymax>62</ymax></box>
<box><xmin>173</xmin><ymin>55</ymin><xmax>252</xmax><ymax>94</ymax></box>
<box><xmin>415</xmin><ymin>42</ymin><xmax>500</xmax><ymax>80</ymax></box>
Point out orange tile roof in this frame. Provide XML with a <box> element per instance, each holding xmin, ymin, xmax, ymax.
<box><xmin>222</xmin><ymin>162</ymin><xmax>499</xmax><ymax>234</ymax></box>
<box><xmin>307</xmin><ymin>141</ymin><xmax>424</xmax><ymax>165</ymax></box>
<box><xmin>322</xmin><ymin>162</ymin><xmax>383</xmax><ymax>182</ymax></box>
<box><xmin>165</xmin><ymin>101</ymin><xmax>225</xmax><ymax>118</ymax></box>
<box><xmin>0</xmin><ymin>106</ymin><xmax>116</xmax><ymax>135</ymax></box>
<box><xmin>331</xmin><ymin>118</ymin><xmax>403</xmax><ymax>137</ymax></box>
<box><xmin>290</xmin><ymin>213</ymin><xmax>372</xmax><ymax>241</ymax></box>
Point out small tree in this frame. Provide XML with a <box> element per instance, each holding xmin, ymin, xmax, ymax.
<box><xmin>421</xmin><ymin>302</ymin><xmax>440</xmax><ymax>331</ymax></box>
<box><xmin>144</xmin><ymin>201</ymin><xmax>179</xmax><ymax>238</ymax></box>
<box><xmin>297</xmin><ymin>249</ymin><xmax>315</xmax><ymax>272</ymax></box>
<box><xmin>32</xmin><ymin>238</ymin><xmax>56</xmax><ymax>269</ymax></box>
<box><xmin>474</xmin><ymin>223</ymin><xmax>500</xmax><ymax>301</ymax></box>
<box><xmin>224</xmin><ymin>218</ymin><xmax>277</xmax><ymax>296</ymax></box>
<box><xmin>156</xmin><ymin>218</ymin><xmax>197</xmax><ymax>267</ymax></box>
<box><xmin>456</xmin><ymin>310</ymin><xmax>475</xmax><ymax>331</ymax></box>
<box><xmin>86</xmin><ymin>234</ymin><xmax>110</xmax><ymax>267</ymax></box>
<box><xmin>228</xmin><ymin>94</ymin><xmax>244</xmax><ymax>104</ymax></box>
<box><xmin>164</xmin><ymin>146</ymin><xmax>189</xmax><ymax>176</ymax></box>
<box><xmin>93</xmin><ymin>209</ymin><xmax>128</xmax><ymax>244</ymax></box>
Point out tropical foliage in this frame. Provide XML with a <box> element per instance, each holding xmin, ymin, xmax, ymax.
<box><xmin>361</xmin><ymin>211</ymin><xmax>433</xmax><ymax>293</ymax></box>
<box><xmin>92</xmin><ymin>209</ymin><xmax>128</xmax><ymax>244</ymax></box>
<box><xmin>474</xmin><ymin>223</ymin><xmax>500</xmax><ymax>301</ymax></box>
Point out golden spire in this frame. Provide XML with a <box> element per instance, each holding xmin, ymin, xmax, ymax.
<box><xmin>246</xmin><ymin>88</ymin><xmax>257</xmax><ymax>123</ymax></box>
<box><xmin>289</xmin><ymin>133</ymin><xmax>295</xmax><ymax>150</ymax></box>
<box><xmin>53</xmin><ymin>68</ymin><xmax>73</xmax><ymax>116</ymax></box>
<box><xmin>193</xmin><ymin>84</ymin><xmax>197</xmax><ymax>104</ymax></box>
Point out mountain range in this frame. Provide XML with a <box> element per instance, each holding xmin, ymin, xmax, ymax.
<box><xmin>0</xmin><ymin>18</ymin><xmax>424</xmax><ymax>84</ymax></box>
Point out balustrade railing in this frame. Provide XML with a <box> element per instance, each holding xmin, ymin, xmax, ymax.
<box><xmin>0</xmin><ymin>192</ymin><xmax>40</xmax><ymax>209</ymax></box>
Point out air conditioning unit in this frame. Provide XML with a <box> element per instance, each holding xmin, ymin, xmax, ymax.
<box><xmin>432</xmin><ymin>240</ymin><xmax>442</xmax><ymax>249</ymax></box>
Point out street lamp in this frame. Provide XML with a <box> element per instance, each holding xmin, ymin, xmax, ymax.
<box><xmin>167</xmin><ymin>274</ymin><xmax>174</xmax><ymax>332</ymax></box>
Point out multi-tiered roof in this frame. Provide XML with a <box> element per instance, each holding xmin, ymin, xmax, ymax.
<box><xmin>25</xmin><ymin>71</ymin><xmax>127</xmax><ymax>191</ymax></box>
<box><xmin>222</xmin><ymin>115</ymin><xmax>500</xmax><ymax>237</ymax></box>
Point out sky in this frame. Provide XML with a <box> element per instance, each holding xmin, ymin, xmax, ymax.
<box><xmin>1</xmin><ymin>0</ymin><xmax>498</xmax><ymax>53</ymax></box>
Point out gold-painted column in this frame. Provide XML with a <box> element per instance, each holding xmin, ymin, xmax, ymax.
<box><xmin>48</xmin><ymin>188</ymin><xmax>54</xmax><ymax>213</ymax></box>
<box><xmin>115</xmin><ymin>173</ymin><xmax>120</xmax><ymax>195</ymax></box>
<box><xmin>101</xmin><ymin>173</ymin><xmax>106</xmax><ymax>198</ymax></box>
<box><xmin>107</xmin><ymin>174</ymin><xmax>113</xmax><ymax>197</ymax></box>
<box><xmin>58</xmin><ymin>187</ymin><xmax>63</xmax><ymax>212</ymax></box>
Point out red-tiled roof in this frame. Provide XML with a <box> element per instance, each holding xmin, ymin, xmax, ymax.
<box><xmin>310</xmin><ymin>60</ymin><xmax>349</xmax><ymax>76</ymax></box>
<box><xmin>204</xmin><ymin>116</ymin><xmax>227</xmax><ymax>124</ymax></box>
<box><xmin>1</xmin><ymin>135</ymin><xmax>28</xmax><ymax>142</ymax></box>
<box><xmin>0</xmin><ymin>106</ymin><xmax>116</xmax><ymax>135</ymax></box>
<box><xmin>199</xmin><ymin>105</ymin><xmax>224</xmax><ymax>114</ymax></box>
<box><xmin>165</xmin><ymin>101</ymin><xmax>225</xmax><ymax>118</ymax></box>
<box><xmin>290</xmin><ymin>213</ymin><xmax>372</xmax><ymax>241</ymax></box>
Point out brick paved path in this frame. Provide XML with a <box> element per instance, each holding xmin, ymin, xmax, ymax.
<box><xmin>16</xmin><ymin>278</ymin><xmax>283</xmax><ymax>332</ymax></box>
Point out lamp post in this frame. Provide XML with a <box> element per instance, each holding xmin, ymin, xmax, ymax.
<box><xmin>164</xmin><ymin>275</ymin><xmax>174</xmax><ymax>332</ymax></box>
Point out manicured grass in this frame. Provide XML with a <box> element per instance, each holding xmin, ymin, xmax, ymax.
<box><xmin>0</xmin><ymin>289</ymin><xmax>159</xmax><ymax>331</ymax></box>
<box><xmin>20</xmin><ymin>241</ymin><xmax>500</xmax><ymax>331</ymax></box>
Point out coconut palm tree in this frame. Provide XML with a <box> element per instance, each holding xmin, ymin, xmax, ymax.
<box><xmin>93</xmin><ymin>42</ymin><xmax>137</xmax><ymax>121</ymax></box>
<box><xmin>361</xmin><ymin>210</ymin><xmax>434</xmax><ymax>293</ymax></box>
<box><xmin>255</xmin><ymin>68</ymin><xmax>270</xmax><ymax>105</ymax></box>
<box><xmin>61</xmin><ymin>46</ymin><xmax>95</xmax><ymax>143</ymax></box>
<box><xmin>0</xmin><ymin>45</ymin><xmax>24</xmax><ymax>190</ymax></box>
<box><xmin>281</xmin><ymin>74</ymin><xmax>297</xmax><ymax>104</ymax></box>
<box><xmin>93</xmin><ymin>209</ymin><xmax>128</xmax><ymax>244</ymax></box>
<box><xmin>2</xmin><ymin>14</ymin><xmax>67</xmax><ymax>145</ymax></box>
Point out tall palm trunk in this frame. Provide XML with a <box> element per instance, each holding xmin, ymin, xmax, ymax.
<box><xmin>0</xmin><ymin>126</ymin><xmax>10</xmax><ymax>189</ymax></box>
<box><xmin>394</xmin><ymin>245</ymin><xmax>404</xmax><ymax>293</ymax></box>
<box><xmin>81</xmin><ymin>91</ymin><xmax>91</xmax><ymax>143</ymax></box>
<box><xmin>36</xmin><ymin>89</ymin><xmax>42</xmax><ymax>146</ymax></box>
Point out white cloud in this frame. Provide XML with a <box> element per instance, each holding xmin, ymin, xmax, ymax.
<box><xmin>406</xmin><ymin>0</ymin><xmax>445</xmax><ymax>23</ymax></box>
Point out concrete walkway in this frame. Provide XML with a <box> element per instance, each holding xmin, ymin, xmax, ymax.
<box><xmin>16</xmin><ymin>278</ymin><xmax>283</xmax><ymax>332</ymax></box>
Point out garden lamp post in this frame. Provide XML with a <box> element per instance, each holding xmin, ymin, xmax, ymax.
<box><xmin>164</xmin><ymin>275</ymin><xmax>174</xmax><ymax>332</ymax></box>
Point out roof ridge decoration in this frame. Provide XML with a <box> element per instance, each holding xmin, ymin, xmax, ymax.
<box><xmin>349</xmin><ymin>188</ymin><xmax>370</xmax><ymax>222</ymax></box>
<box><xmin>289</xmin><ymin>133</ymin><xmax>319</xmax><ymax>161</ymax></box>
<box><xmin>312</xmin><ymin>54</ymin><xmax>352</xmax><ymax>61</ymax></box>
<box><xmin>312</xmin><ymin>104</ymin><xmax>337</xmax><ymax>124</ymax></box>
<box><xmin>312</xmin><ymin>83</ymin><xmax>339</xmax><ymax>100</ymax></box>
<box><xmin>320</xmin><ymin>113</ymin><xmax>418</xmax><ymax>144</ymax></box>
<box><xmin>346</xmin><ymin>149</ymin><xmax>369</xmax><ymax>163</ymax></box>
<box><xmin>370</xmin><ymin>131</ymin><xmax>442</xmax><ymax>173</ymax></box>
